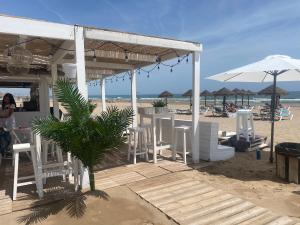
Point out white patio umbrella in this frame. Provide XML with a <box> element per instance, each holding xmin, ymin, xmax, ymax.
<box><xmin>207</xmin><ymin>55</ymin><xmax>300</xmax><ymax>162</ymax></box>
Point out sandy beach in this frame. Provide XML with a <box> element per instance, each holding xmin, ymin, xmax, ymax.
<box><xmin>91</xmin><ymin>99</ymin><xmax>300</xmax><ymax>220</ymax></box>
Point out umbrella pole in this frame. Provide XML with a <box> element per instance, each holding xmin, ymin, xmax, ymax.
<box><xmin>270</xmin><ymin>75</ymin><xmax>277</xmax><ymax>163</ymax></box>
<box><xmin>190</xmin><ymin>96</ymin><xmax>192</xmax><ymax>110</ymax></box>
<box><xmin>235</xmin><ymin>95</ymin><xmax>237</xmax><ymax>106</ymax></box>
<box><xmin>248</xmin><ymin>96</ymin><xmax>250</xmax><ymax>106</ymax></box>
<box><xmin>242</xmin><ymin>96</ymin><xmax>244</xmax><ymax>106</ymax></box>
<box><xmin>223</xmin><ymin>96</ymin><xmax>226</xmax><ymax>112</ymax></box>
<box><xmin>205</xmin><ymin>96</ymin><xmax>207</xmax><ymax>107</ymax></box>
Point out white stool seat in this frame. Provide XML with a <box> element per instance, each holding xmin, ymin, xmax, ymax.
<box><xmin>128</xmin><ymin>127</ymin><xmax>149</xmax><ymax>164</ymax></box>
<box><xmin>173</xmin><ymin>125</ymin><xmax>191</xmax><ymax>164</ymax></box>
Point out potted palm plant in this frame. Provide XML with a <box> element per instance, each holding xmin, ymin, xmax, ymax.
<box><xmin>32</xmin><ymin>79</ymin><xmax>134</xmax><ymax>191</ymax></box>
<box><xmin>152</xmin><ymin>100</ymin><xmax>167</xmax><ymax>113</ymax></box>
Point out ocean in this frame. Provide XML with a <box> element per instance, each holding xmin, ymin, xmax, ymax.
<box><xmin>89</xmin><ymin>91</ymin><xmax>300</xmax><ymax>104</ymax></box>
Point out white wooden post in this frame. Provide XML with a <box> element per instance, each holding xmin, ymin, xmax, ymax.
<box><xmin>192</xmin><ymin>51</ymin><xmax>200</xmax><ymax>163</ymax></box>
<box><xmin>38</xmin><ymin>76</ymin><xmax>50</xmax><ymax>117</ymax></box>
<box><xmin>74</xmin><ymin>25</ymin><xmax>90</xmax><ymax>189</ymax></box>
<box><xmin>101</xmin><ymin>78</ymin><xmax>107</xmax><ymax>112</ymax></box>
<box><xmin>131</xmin><ymin>69</ymin><xmax>137</xmax><ymax>127</ymax></box>
<box><xmin>51</xmin><ymin>64</ymin><xmax>60</xmax><ymax>119</ymax></box>
<box><xmin>35</xmin><ymin>133</ymin><xmax>44</xmax><ymax>198</ymax></box>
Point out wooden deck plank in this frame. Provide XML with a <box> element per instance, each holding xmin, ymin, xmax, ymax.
<box><xmin>141</xmin><ymin>181</ymin><xmax>205</xmax><ymax>199</ymax></box>
<box><xmin>178</xmin><ymin>198</ymin><xmax>244</xmax><ymax>223</ymax></box>
<box><xmin>166</xmin><ymin>193</ymin><xmax>234</xmax><ymax>216</ymax></box>
<box><xmin>217</xmin><ymin>206</ymin><xmax>268</xmax><ymax>225</ymax></box>
<box><xmin>265</xmin><ymin>216</ymin><xmax>296</xmax><ymax>225</ymax></box>
<box><xmin>185</xmin><ymin>201</ymin><xmax>255</xmax><ymax>225</ymax></box>
<box><xmin>136</xmin><ymin>178</ymin><xmax>192</xmax><ymax>194</ymax></box>
<box><xmin>153</xmin><ymin>186</ymin><xmax>215</xmax><ymax>207</ymax></box>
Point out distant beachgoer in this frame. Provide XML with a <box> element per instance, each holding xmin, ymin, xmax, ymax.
<box><xmin>0</xmin><ymin>93</ymin><xmax>16</xmax><ymax>155</ymax></box>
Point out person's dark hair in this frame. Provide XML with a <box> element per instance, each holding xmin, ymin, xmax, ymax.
<box><xmin>2</xmin><ymin>93</ymin><xmax>16</xmax><ymax>109</ymax></box>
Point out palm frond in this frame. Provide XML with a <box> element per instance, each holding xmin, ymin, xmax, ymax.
<box><xmin>54</xmin><ymin>79</ymin><xmax>93</xmax><ymax>118</ymax></box>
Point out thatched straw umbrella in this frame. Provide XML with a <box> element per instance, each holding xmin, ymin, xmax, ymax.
<box><xmin>182</xmin><ymin>89</ymin><xmax>192</xmax><ymax>109</ymax></box>
<box><xmin>245</xmin><ymin>90</ymin><xmax>256</xmax><ymax>106</ymax></box>
<box><xmin>214</xmin><ymin>87</ymin><xmax>235</xmax><ymax>111</ymax></box>
<box><xmin>212</xmin><ymin>91</ymin><xmax>217</xmax><ymax>105</ymax></box>
<box><xmin>258</xmin><ymin>85</ymin><xmax>287</xmax><ymax>107</ymax></box>
<box><xmin>158</xmin><ymin>90</ymin><xmax>173</xmax><ymax>105</ymax></box>
<box><xmin>232</xmin><ymin>88</ymin><xmax>243</xmax><ymax>105</ymax></box>
<box><xmin>200</xmin><ymin>90</ymin><xmax>212</xmax><ymax>107</ymax></box>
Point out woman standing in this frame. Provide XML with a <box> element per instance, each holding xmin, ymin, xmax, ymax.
<box><xmin>0</xmin><ymin>93</ymin><xmax>16</xmax><ymax>155</ymax></box>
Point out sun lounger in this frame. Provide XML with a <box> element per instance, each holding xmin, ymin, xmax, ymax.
<box><xmin>200</xmin><ymin>106</ymin><xmax>209</xmax><ymax>115</ymax></box>
<box><xmin>176</xmin><ymin>109</ymin><xmax>192</xmax><ymax>115</ymax></box>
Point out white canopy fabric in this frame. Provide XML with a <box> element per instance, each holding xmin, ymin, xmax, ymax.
<box><xmin>207</xmin><ymin>55</ymin><xmax>300</xmax><ymax>82</ymax></box>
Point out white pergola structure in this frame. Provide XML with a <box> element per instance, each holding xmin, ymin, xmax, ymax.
<box><xmin>0</xmin><ymin>14</ymin><xmax>202</xmax><ymax>188</ymax></box>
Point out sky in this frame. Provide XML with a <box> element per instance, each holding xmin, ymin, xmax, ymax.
<box><xmin>1</xmin><ymin>0</ymin><xmax>300</xmax><ymax>96</ymax></box>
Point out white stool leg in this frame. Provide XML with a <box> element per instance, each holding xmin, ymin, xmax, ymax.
<box><xmin>172</xmin><ymin>130</ymin><xmax>177</xmax><ymax>160</ymax></box>
<box><xmin>143</xmin><ymin>131</ymin><xmax>149</xmax><ymax>161</ymax></box>
<box><xmin>133</xmin><ymin>131</ymin><xmax>137</xmax><ymax>164</ymax></box>
<box><xmin>73</xmin><ymin>158</ymin><xmax>79</xmax><ymax>191</ymax></box>
<box><xmin>42</xmin><ymin>141</ymin><xmax>48</xmax><ymax>164</ymax></box>
<box><xmin>67</xmin><ymin>152</ymin><xmax>72</xmax><ymax>181</ymax></box>
<box><xmin>127</xmin><ymin>132</ymin><xmax>132</xmax><ymax>161</ymax></box>
<box><xmin>183</xmin><ymin>130</ymin><xmax>187</xmax><ymax>164</ymax></box>
<box><xmin>13</xmin><ymin>151</ymin><xmax>19</xmax><ymax>201</ymax></box>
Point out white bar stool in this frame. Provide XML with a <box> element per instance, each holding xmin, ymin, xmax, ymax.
<box><xmin>13</xmin><ymin>142</ymin><xmax>43</xmax><ymax>200</ymax></box>
<box><xmin>236</xmin><ymin>109</ymin><xmax>255</xmax><ymax>141</ymax></box>
<box><xmin>173</xmin><ymin>125</ymin><xmax>191</xmax><ymax>164</ymax></box>
<box><xmin>127</xmin><ymin>127</ymin><xmax>149</xmax><ymax>164</ymax></box>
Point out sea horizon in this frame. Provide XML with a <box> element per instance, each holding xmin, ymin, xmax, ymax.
<box><xmin>89</xmin><ymin>90</ymin><xmax>300</xmax><ymax>103</ymax></box>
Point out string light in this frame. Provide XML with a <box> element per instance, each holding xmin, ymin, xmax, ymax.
<box><xmin>93</xmin><ymin>49</ymin><xmax>97</xmax><ymax>62</ymax></box>
<box><xmin>125</xmin><ymin>51</ymin><xmax>129</xmax><ymax>62</ymax></box>
<box><xmin>3</xmin><ymin>37</ymin><xmax>191</xmax><ymax>86</ymax></box>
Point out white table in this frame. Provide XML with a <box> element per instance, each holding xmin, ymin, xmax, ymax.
<box><xmin>140</xmin><ymin>112</ymin><xmax>175</xmax><ymax>163</ymax></box>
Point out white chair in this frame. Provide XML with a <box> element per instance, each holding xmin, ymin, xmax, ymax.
<box><xmin>12</xmin><ymin>134</ymin><xmax>43</xmax><ymax>200</ymax></box>
<box><xmin>172</xmin><ymin>125</ymin><xmax>191</xmax><ymax>164</ymax></box>
<box><xmin>127</xmin><ymin>127</ymin><xmax>149</xmax><ymax>164</ymax></box>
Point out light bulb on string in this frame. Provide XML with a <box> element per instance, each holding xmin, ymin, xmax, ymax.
<box><xmin>138</xmin><ymin>69</ymin><xmax>141</xmax><ymax>75</ymax></box>
<box><xmin>147</xmin><ymin>72</ymin><xmax>150</xmax><ymax>78</ymax></box>
<box><xmin>157</xmin><ymin>64</ymin><xmax>160</xmax><ymax>70</ymax></box>
<box><xmin>125</xmin><ymin>51</ymin><xmax>129</xmax><ymax>62</ymax></box>
<box><xmin>186</xmin><ymin>54</ymin><xmax>189</xmax><ymax>63</ymax></box>
<box><xmin>93</xmin><ymin>49</ymin><xmax>97</xmax><ymax>62</ymax></box>
<box><xmin>178</xmin><ymin>58</ymin><xmax>181</xmax><ymax>63</ymax></box>
<box><xmin>170</xmin><ymin>66</ymin><xmax>173</xmax><ymax>73</ymax></box>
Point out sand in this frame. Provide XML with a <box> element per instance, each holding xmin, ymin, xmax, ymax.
<box><xmin>92</xmin><ymin>99</ymin><xmax>300</xmax><ymax>220</ymax></box>
<box><xmin>3</xmin><ymin>186</ymin><xmax>176</xmax><ymax>225</ymax></box>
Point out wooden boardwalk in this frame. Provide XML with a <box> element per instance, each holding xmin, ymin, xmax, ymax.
<box><xmin>0</xmin><ymin>157</ymin><xmax>299</xmax><ymax>224</ymax></box>
<box><xmin>95</xmin><ymin>161</ymin><xmax>299</xmax><ymax>225</ymax></box>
